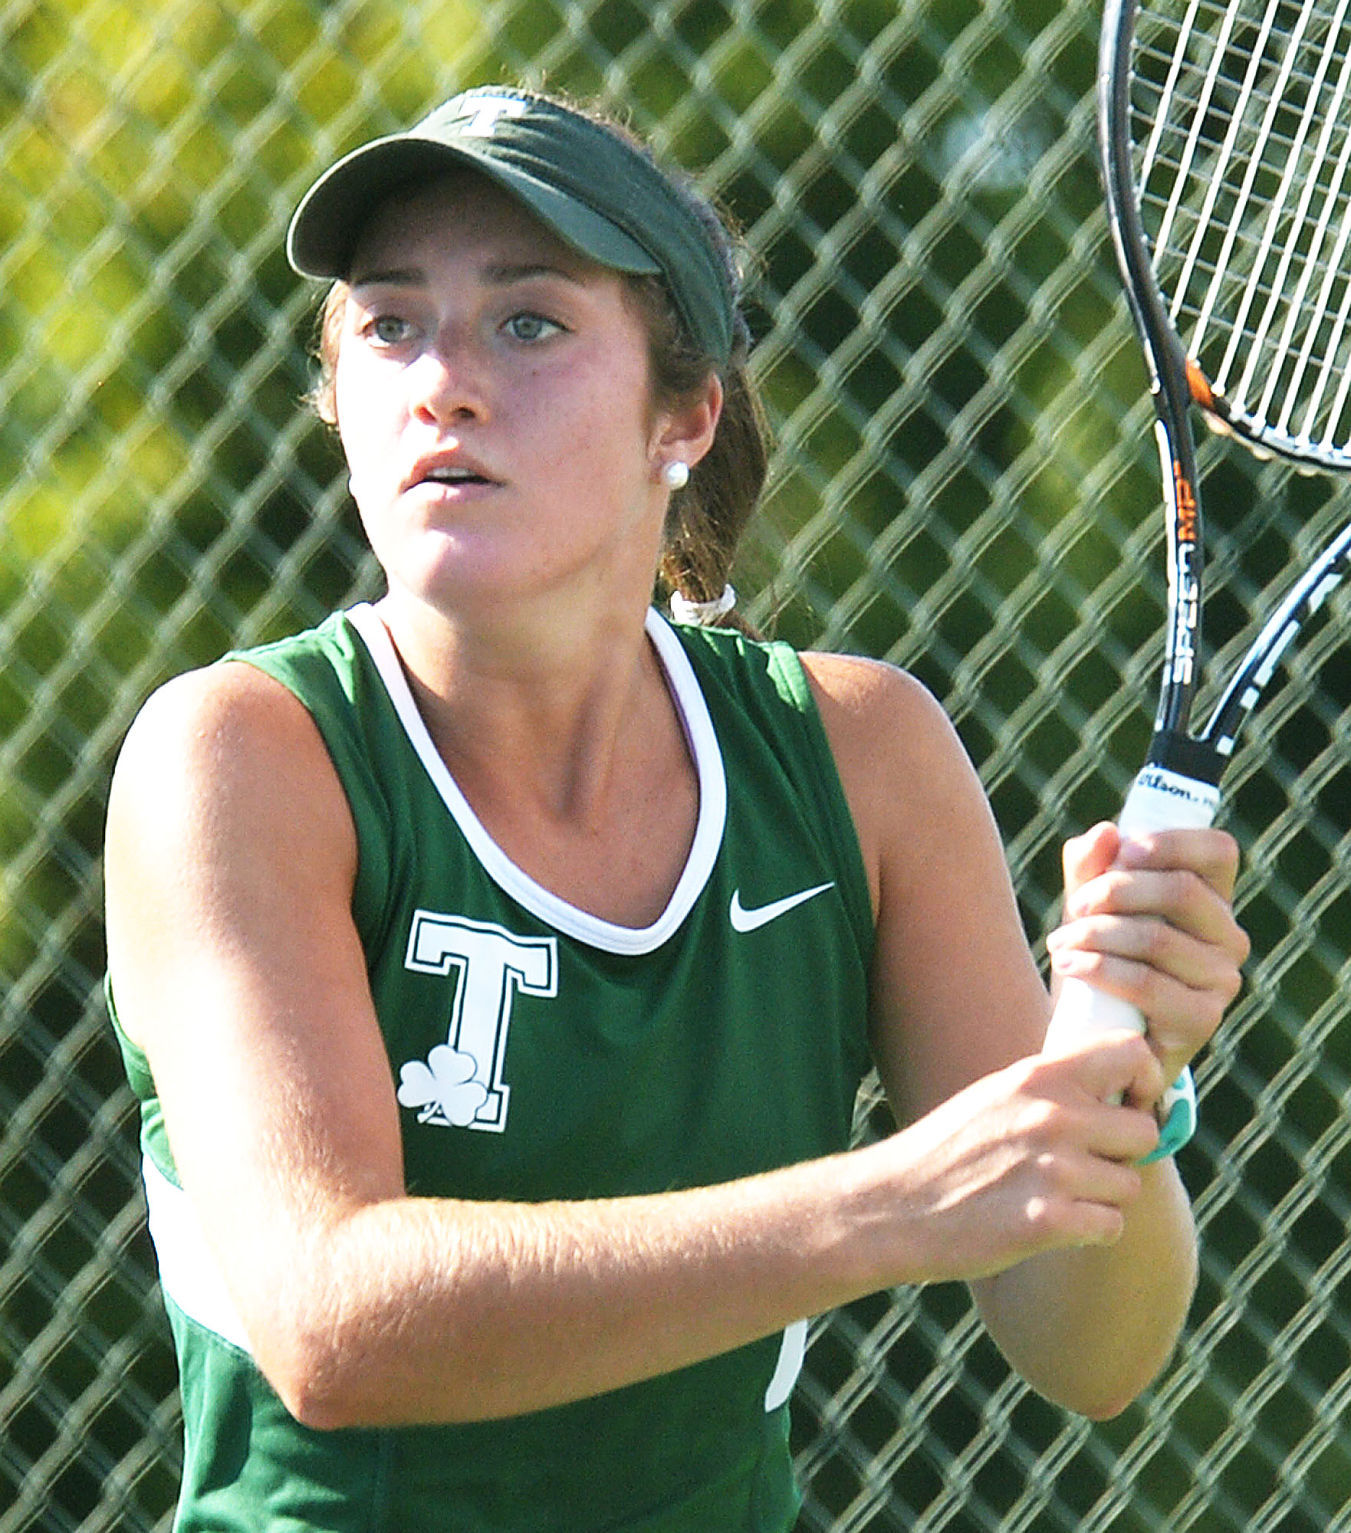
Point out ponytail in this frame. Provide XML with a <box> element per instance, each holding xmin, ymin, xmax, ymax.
<box><xmin>656</xmin><ymin>355</ymin><xmax>767</xmax><ymax>638</ymax></box>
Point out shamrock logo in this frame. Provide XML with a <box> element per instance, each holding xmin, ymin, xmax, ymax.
<box><xmin>396</xmin><ymin>1044</ymin><xmax>490</xmax><ymax>1128</ymax></box>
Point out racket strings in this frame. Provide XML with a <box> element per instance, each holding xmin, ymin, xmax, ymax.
<box><xmin>1130</xmin><ymin>0</ymin><xmax>1351</xmax><ymax>462</ymax></box>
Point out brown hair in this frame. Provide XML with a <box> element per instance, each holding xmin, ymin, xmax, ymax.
<box><xmin>305</xmin><ymin>98</ymin><xmax>769</xmax><ymax>638</ymax></box>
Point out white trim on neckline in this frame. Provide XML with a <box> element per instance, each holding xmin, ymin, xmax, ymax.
<box><xmin>344</xmin><ymin>604</ymin><xmax>726</xmax><ymax>956</ymax></box>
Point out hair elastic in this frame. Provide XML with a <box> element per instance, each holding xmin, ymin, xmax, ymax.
<box><xmin>670</xmin><ymin>584</ymin><xmax>736</xmax><ymax>626</ymax></box>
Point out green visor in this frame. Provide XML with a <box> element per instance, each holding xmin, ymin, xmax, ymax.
<box><xmin>287</xmin><ymin>88</ymin><xmax>735</xmax><ymax>367</ymax></box>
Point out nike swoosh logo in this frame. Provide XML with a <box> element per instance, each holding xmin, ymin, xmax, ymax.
<box><xmin>729</xmin><ymin>882</ymin><xmax>835</xmax><ymax>933</ymax></box>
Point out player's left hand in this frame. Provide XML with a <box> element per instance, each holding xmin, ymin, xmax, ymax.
<box><xmin>1046</xmin><ymin>823</ymin><xmax>1250</xmax><ymax>1085</ymax></box>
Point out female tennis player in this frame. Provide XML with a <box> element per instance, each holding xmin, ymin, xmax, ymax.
<box><xmin>103</xmin><ymin>87</ymin><xmax>1248</xmax><ymax>1532</ymax></box>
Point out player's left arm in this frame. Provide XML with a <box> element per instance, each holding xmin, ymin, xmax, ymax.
<box><xmin>801</xmin><ymin>649</ymin><xmax>1246</xmax><ymax>1416</ymax></box>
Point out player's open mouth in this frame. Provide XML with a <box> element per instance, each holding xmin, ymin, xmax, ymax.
<box><xmin>421</xmin><ymin>468</ymin><xmax>491</xmax><ymax>487</ymax></box>
<box><xmin>406</xmin><ymin>453</ymin><xmax>500</xmax><ymax>492</ymax></box>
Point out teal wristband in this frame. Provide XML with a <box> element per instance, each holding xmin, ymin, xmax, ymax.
<box><xmin>1140</xmin><ymin>1067</ymin><xmax>1196</xmax><ymax>1163</ymax></box>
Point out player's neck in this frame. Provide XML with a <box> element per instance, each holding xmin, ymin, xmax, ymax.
<box><xmin>373</xmin><ymin>590</ymin><xmax>679</xmax><ymax>827</ymax></box>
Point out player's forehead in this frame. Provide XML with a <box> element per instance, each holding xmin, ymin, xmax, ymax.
<box><xmin>346</xmin><ymin>170</ymin><xmax>599</xmax><ymax>287</ymax></box>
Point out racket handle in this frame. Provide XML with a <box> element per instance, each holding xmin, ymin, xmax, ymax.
<box><xmin>1042</xmin><ymin>763</ymin><xmax>1219</xmax><ymax>1156</ymax></box>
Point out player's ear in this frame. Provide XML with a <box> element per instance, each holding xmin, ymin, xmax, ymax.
<box><xmin>651</xmin><ymin>371</ymin><xmax>723</xmax><ymax>474</ymax></box>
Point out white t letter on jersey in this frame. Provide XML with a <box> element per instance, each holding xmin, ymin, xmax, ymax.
<box><xmin>400</xmin><ymin>912</ymin><xmax>558</xmax><ymax>1131</ymax></box>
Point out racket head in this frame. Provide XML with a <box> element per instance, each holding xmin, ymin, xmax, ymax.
<box><xmin>1120</xmin><ymin>0</ymin><xmax>1351</xmax><ymax>471</ymax></box>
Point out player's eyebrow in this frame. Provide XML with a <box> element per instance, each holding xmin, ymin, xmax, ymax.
<box><xmin>349</xmin><ymin>265</ymin><xmax>425</xmax><ymax>289</ymax></box>
<box><xmin>485</xmin><ymin>261</ymin><xmax>586</xmax><ymax>285</ymax></box>
<box><xmin>349</xmin><ymin>261</ymin><xmax>587</xmax><ymax>290</ymax></box>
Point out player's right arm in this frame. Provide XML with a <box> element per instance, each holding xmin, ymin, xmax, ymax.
<box><xmin>104</xmin><ymin>663</ymin><xmax>914</xmax><ymax>1428</ymax></box>
<box><xmin>802</xmin><ymin>648</ymin><xmax>1246</xmax><ymax>1416</ymax></box>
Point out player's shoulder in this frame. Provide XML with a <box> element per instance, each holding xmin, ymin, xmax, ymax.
<box><xmin>110</xmin><ymin>656</ymin><xmax>334</xmax><ymax>822</ymax></box>
<box><xmin>107</xmin><ymin>656</ymin><xmax>357</xmax><ymax>911</ymax></box>
<box><xmin>797</xmin><ymin>650</ymin><xmax>989</xmax><ymax>884</ymax></box>
<box><xmin>798</xmin><ymin>650</ymin><xmax>960</xmax><ymax>762</ymax></box>
<box><xmin>121</xmin><ymin>656</ymin><xmax>312</xmax><ymax>758</ymax></box>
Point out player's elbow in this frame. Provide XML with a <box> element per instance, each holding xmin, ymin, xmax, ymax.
<box><xmin>1048</xmin><ymin>1376</ymin><xmax>1149</xmax><ymax>1422</ymax></box>
<box><xmin>254</xmin><ymin>1299</ymin><xmax>480</xmax><ymax>1432</ymax></box>
<box><xmin>271</xmin><ymin>1370</ymin><xmax>347</xmax><ymax>1433</ymax></box>
<box><xmin>259</xmin><ymin>1311</ymin><xmax>433</xmax><ymax>1432</ymax></box>
<box><xmin>1019</xmin><ymin>1323</ymin><xmax>1181</xmax><ymax>1421</ymax></box>
<box><xmin>243</xmin><ymin>1267</ymin><xmax>395</xmax><ymax>1431</ymax></box>
<box><xmin>254</xmin><ymin>1323</ymin><xmax>356</xmax><ymax>1432</ymax></box>
<box><xmin>972</xmin><ymin>1262</ymin><xmax>1191</xmax><ymax>1423</ymax></box>
<box><xmin>1006</xmin><ymin>1344</ymin><xmax>1170</xmax><ymax>1421</ymax></box>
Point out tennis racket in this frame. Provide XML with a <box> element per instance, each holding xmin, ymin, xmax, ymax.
<box><xmin>1042</xmin><ymin>0</ymin><xmax>1351</xmax><ymax>1121</ymax></box>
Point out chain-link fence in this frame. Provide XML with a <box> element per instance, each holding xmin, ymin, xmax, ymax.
<box><xmin>2</xmin><ymin>0</ymin><xmax>1349</xmax><ymax>1528</ymax></box>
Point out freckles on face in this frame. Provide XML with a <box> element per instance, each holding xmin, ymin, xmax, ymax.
<box><xmin>336</xmin><ymin>171</ymin><xmax>656</xmax><ymax>438</ymax></box>
<box><xmin>329</xmin><ymin>171</ymin><xmax>667</xmax><ymax>600</ymax></box>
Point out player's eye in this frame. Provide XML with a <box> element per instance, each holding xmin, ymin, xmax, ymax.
<box><xmin>363</xmin><ymin>314</ymin><xmax>414</xmax><ymax>347</ymax></box>
<box><xmin>503</xmin><ymin>311</ymin><xmax>564</xmax><ymax>343</ymax></box>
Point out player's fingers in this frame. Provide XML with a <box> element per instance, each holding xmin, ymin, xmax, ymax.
<box><xmin>1062</xmin><ymin>865</ymin><xmax>1249</xmax><ymax>963</ymax></box>
<box><xmin>1100</xmin><ymin>1035</ymin><xmax>1167</xmax><ymax>1124</ymax></box>
<box><xmin>1061</xmin><ymin>822</ymin><xmax>1122</xmax><ymax>897</ymax></box>
<box><xmin>1033</xmin><ymin>1031</ymin><xmax>1167</xmax><ymax>1132</ymax></box>
<box><xmin>1049</xmin><ymin>940</ymin><xmax>1238</xmax><ymax>1025</ymax></box>
<box><xmin>1052</xmin><ymin>1197</ymin><xmax>1128</xmax><ymax>1251</ymax></box>
<box><xmin>1048</xmin><ymin>907</ymin><xmax>1246</xmax><ymax>993</ymax></box>
<box><xmin>1117</xmin><ymin>826</ymin><xmax>1242</xmax><ymax>902</ymax></box>
<box><xmin>1029</xmin><ymin>1148</ymin><xmax>1148</xmax><ymax>1234</ymax></box>
<box><xmin>1047</xmin><ymin>939</ymin><xmax>1237</xmax><ymax>1075</ymax></box>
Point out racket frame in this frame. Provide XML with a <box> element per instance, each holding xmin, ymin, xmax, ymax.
<box><xmin>1098</xmin><ymin>0</ymin><xmax>1222</xmax><ymax>776</ymax></box>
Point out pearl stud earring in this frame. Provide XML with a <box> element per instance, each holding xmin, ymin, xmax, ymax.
<box><xmin>661</xmin><ymin>460</ymin><xmax>690</xmax><ymax>490</ymax></box>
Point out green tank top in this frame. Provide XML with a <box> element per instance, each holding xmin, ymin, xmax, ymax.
<box><xmin>109</xmin><ymin>604</ymin><xmax>875</xmax><ymax>1532</ymax></box>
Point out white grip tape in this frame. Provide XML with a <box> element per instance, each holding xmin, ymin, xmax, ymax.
<box><xmin>1115</xmin><ymin>764</ymin><xmax>1221</xmax><ymax>837</ymax></box>
<box><xmin>1042</xmin><ymin>765</ymin><xmax>1219</xmax><ymax>1156</ymax></box>
<box><xmin>1043</xmin><ymin>765</ymin><xmax>1220</xmax><ymax>1053</ymax></box>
